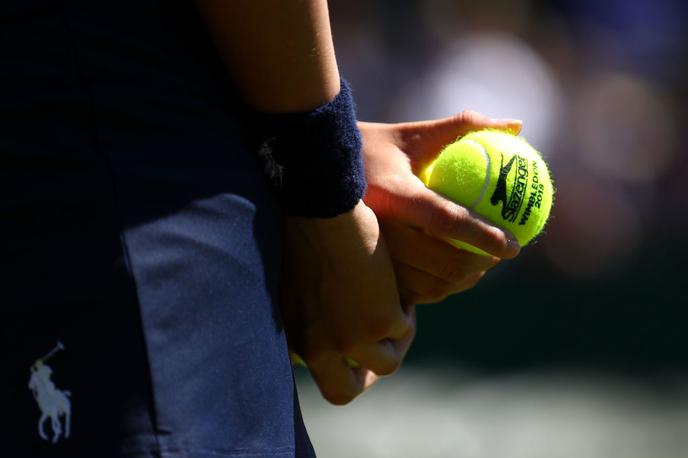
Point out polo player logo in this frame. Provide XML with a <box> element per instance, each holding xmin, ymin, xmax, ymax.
<box><xmin>28</xmin><ymin>342</ymin><xmax>71</xmax><ymax>443</ymax></box>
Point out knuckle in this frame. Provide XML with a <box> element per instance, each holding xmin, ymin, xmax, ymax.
<box><xmin>374</xmin><ymin>356</ymin><xmax>401</xmax><ymax>376</ymax></box>
<box><xmin>462</xmin><ymin>223</ymin><xmax>505</xmax><ymax>256</ymax></box>
<box><xmin>408</xmin><ymin>321</ymin><xmax>418</xmax><ymax>341</ymax></box>
<box><xmin>365</xmin><ymin>315</ymin><xmax>396</xmax><ymax>341</ymax></box>
<box><xmin>463</xmin><ymin>272</ymin><xmax>485</xmax><ymax>291</ymax></box>
<box><xmin>437</xmin><ymin>261</ymin><xmax>466</xmax><ymax>283</ymax></box>
<box><xmin>407</xmin><ymin>188</ymin><xmax>431</xmax><ymax>213</ymax></box>
<box><xmin>471</xmin><ymin>271</ymin><xmax>487</xmax><ymax>285</ymax></box>
<box><xmin>457</xmin><ymin>109</ymin><xmax>475</xmax><ymax>123</ymax></box>
<box><xmin>434</xmin><ymin>201</ymin><xmax>467</xmax><ymax>233</ymax></box>
<box><xmin>480</xmin><ymin>227</ymin><xmax>505</xmax><ymax>251</ymax></box>
<box><xmin>457</xmin><ymin>109</ymin><xmax>482</xmax><ymax>127</ymax></box>
<box><xmin>426</xmin><ymin>282</ymin><xmax>450</xmax><ymax>303</ymax></box>
<box><xmin>386</xmin><ymin>174</ymin><xmax>409</xmax><ymax>192</ymax></box>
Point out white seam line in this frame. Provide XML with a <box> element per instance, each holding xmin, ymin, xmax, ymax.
<box><xmin>462</xmin><ymin>139</ymin><xmax>491</xmax><ymax>210</ymax></box>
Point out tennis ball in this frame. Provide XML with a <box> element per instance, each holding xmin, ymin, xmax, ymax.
<box><xmin>420</xmin><ymin>129</ymin><xmax>554</xmax><ymax>254</ymax></box>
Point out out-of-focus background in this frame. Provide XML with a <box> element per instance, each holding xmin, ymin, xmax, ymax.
<box><xmin>297</xmin><ymin>0</ymin><xmax>688</xmax><ymax>456</ymax></box>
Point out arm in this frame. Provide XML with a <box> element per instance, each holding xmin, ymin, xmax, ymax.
<box><xmin>195</xmin><ymin>0</ymin><xmax>412</xmax><ymax>404</ymax></box>
<box><xmin>194</xmin><ymin>0</ymin><xmax>339</xmax><ymax>112</ymax></box>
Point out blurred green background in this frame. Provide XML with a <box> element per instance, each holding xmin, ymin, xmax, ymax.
<box><xmin>297</xmin><ymin>0</ymin><xmax>688</xmax><ymax>456</ymax></box>
<box><xmin>332</xmin><ymin>0</ymin><xmax>688</xmax><ymax>372</ymax></box>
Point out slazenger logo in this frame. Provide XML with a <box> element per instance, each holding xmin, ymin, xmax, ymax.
<box><xmin>490</xmin><ymin>153</ymin><xmax>528</xmax><ymax>222</ymax></box>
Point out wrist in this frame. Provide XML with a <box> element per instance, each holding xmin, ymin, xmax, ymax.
<box><xmin>286</xmin><ymin>200</ymin><xmax>379</xmax><ymax>254</ymax></box>
<box><xmin>252</xmin><ymin>79</ymin><xmax>366</xmax><ymax>218</ymax></box>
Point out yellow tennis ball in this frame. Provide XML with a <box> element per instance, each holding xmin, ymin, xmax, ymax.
<box><xmin>420</xmin><ymin>129</ymin><xmax>554</xmax><ymax>254</ymax></box>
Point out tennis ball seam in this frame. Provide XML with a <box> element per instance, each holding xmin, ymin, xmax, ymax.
<box><xmin>461</xmin><ymin>138</ymin><xmax>492</xmax><ymax>210</ymax></box>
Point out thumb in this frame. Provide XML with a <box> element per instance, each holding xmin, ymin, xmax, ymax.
<box><xmin>400</xmin><ymin>111</ymin><xmax>523</xmax><ymax>166</ymax></box>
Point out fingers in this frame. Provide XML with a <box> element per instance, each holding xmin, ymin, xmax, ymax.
<box><xmin>308</xmin><ymin>354</ymin><xmax>379</xmax><ymax>405</ymax></box>
<box><xmin>383</xmin><ymin>220</ymin><xmax>499</xmax><ymax>303</ymax></box>
<box><xmin>448</xmin><ymin>110</ymin><xmax>523</xmax><ymax>135</ymax></box>
<box><xmin>298</xmin><ymin>284</ymin><xmax>417</xmax><ymax>406</ymax></box>
<box><xmin>307</xmin><ymin>335</ymin><xmax>411</xmax><ymax>404</ymax></box>
<box><xmin>399</xmin><ymin>110</ymin><xmax>523</xmax><ymax>166</ymax></box>
<box><xmin>394</xmin><ymin>262</ymin><xmax>487</xmax><ymax>304</ymax></box>
<box><xmin>350</xmin><ymin>301</ymin><xmax>417</xmax><ymax>374</ymax></box>
<box><xmin>383</xmin><ymin>221</ymin><xmax>500</xmax><ymax>280</ymax></box>
<box><xmin>347</xmin><ymin>340</ymin><xmax>400</xmax><ymax>376</ymax></box>
<box><xmin>304</xmin><ymin>300</ymin><xmax>417</xmax><ymax>406</ymax></box>
<box><xmin>392</xmin><ymin>304</ymin><xmax>416</xmax><ymax>360</ymax></box>
<box><xmin>431</xmin><ymin>111</ymin><xmax>523</xmax><ymax>145</ymax></box>
<box><xmin>336</xmin><ymin>308</ymin><xmax>412</xmax><ymax>376</ymax></box>
<box><xmin>396</xmin><ymin>186</ymin><xmax>520</xmax><ymax>259</ymax></box>
<box><xmin>326</xmin><ymin>295</ymin><xmax>411</xmax><ymax>356</ymax></box>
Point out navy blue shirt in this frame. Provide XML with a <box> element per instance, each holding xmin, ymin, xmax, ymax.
<box><xmin>0</xmin><ymin>1</ymin><xmax>314</xmax><ymax>456</ymax></box>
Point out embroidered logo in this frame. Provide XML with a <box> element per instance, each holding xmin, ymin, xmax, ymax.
<box><xmin>28</xmin><ymin>341</ymin><xmax>71</xmax><ymax>443</ymax></box>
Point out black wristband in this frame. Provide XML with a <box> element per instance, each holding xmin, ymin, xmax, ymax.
<box><xmin>252</xmin><ymin>80</ymin><xmax>366</xmax><ymax>218</ymax></box>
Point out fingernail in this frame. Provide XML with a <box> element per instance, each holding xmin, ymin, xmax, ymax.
<box><xmin>492</xmin><ymin>119</ymin><xmax>523</xmax><ymax>134</ymax></box>
<box><xmin>506</xmin><ymin>238</ymin><xmax>521</xmax><ymax>257</ymax></box>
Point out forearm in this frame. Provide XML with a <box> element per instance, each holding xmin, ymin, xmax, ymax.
<box><xmin>194</xmin><ymin>0</ymin><xmax>340</xmax><ymax>113</ymax></box>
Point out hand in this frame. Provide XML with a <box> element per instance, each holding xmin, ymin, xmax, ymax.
<box><xmin>359</xmin><ymin>111</ymin><xmax>523</xmax><ymax>305</ymax></box>
<box><xmin>281</xmin><ymin>201</ymin><xmax>415</xmax><ymax>404</ymax></box>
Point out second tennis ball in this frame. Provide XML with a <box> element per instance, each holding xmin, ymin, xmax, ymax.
<box><xmin>420</xmin><ymin>129</ymin><xmax>554</xmax><ymax>254</ymax></box>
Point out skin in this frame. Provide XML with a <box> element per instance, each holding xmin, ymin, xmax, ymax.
<box><xmin>194</xmin><ymin>0</ymin><xmax>341</xmax><ymax>112</ymax></box>
<box><xmin>359</xmin><ymin>112</ymin><xmax>523</xmax><ymax>305</ymax></box>
<box><xmin>281</xmin><ymin>203</ymin><xmax>416</xmax><ymax>404</ymax></box>
<box><xmin>195</xmin><ymin>0</ymin><xmax>411</xmax><ymax>404</ymax></box>
<box><xmin>195</xmin><ymin>0</ymin><xmax>521</xmax><ymax>404</ymax></box>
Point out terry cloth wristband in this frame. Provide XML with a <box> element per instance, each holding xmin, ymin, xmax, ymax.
<box><xmin>253</xmin><ymin>79</ymin><xmax>366</xmax><ymax>218</ymax></box>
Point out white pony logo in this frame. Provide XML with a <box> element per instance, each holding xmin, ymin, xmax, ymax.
<box><xmin>28</xmin><ymin>342</ymin><xmax>71</xmax><ymax>443</ymax></box>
